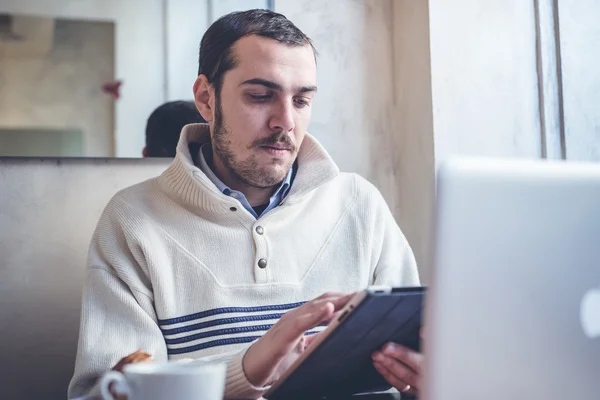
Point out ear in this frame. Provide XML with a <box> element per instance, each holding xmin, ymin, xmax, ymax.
<box><xmin>142</xmin><ymin>146</ymin><xmax>148</xmax><ymax>157</ymax></box>
<box><xmin>193</xmin><ymin>74</ymin><xmax>215</xmax><ymax>122</ymax></box>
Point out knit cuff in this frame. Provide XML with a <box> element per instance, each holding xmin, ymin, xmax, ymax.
<box><xmin>225</xmin><ymin>349</ymin><xmax>272</xmax><ymax>399</ymax></box>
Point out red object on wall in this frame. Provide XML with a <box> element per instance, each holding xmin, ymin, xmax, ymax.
<box><xmin>102</xmin><ymin>80</ymin><xmax>123</xmax><ymax>99</ymax></box>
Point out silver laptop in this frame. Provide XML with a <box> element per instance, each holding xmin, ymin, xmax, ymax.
<box><xmin>423</xmin><ymin>157</ymin><xmax>600</xmax><ymax>400</ymax></box>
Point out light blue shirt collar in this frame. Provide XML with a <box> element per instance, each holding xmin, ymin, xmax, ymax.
<box><xmin>197</xmin><ymin>143</ymin><xmax>293</xmax><ymax>218</ymax></box>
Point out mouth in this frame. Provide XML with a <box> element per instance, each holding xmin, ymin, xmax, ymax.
<box><xmin>258</xmin><ymin>145</ymin><xmax>292</xmax><ymax>156</ymax></box>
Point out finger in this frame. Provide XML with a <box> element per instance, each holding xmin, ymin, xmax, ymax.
<box><xmin>372</xmin><ymin>352</ymin><xmax>419</xmax><ymax>389</ymax></box>
<box><xmin>303</xmin><ymin>332</ymin><xmax>322</xmax><ymax>350</ymax></box>
<box><xmin>126</xmin><ymin>354</ymin><xmax>152</xmax><ymax>365</ymax></box>
<box><xmin>382</xmin><ymin>343</ymin><xmax>422</xmax><ymax>374</ymax></box>
<box><xmin>131</xmin><ymin>351</ymin><xmax>152</xmax><ymax>361</ymax></box>
<box><xmin>113</xmin><ymin>350</ymin><xmax>152</xmax><ymax>372</ymax></box>
<box><xmin>313</xmin><ymin>291</ymin><xmax>356</xmax><ymax>304</ymax></box>
<box><xmin>332</xmin><ymin>292</ymin><xmax>357</xmax><ymax>310</ymax></box>
<box><xmin>303</xmin><ymin>292</ymin><xmax>357</xmax><ymax>329</ymax></box>
<box><xmin>313</xmin><ymin>292</ymin><xmax>350</xmax><ymax>301</ymax></box>
<box><xmin>304</xmin><ymin>333</ymin><xmax>320</xmax><ymax>346</ymax></box>
<box><xmin>374</xmin><ymin>361</ymin><xmax>418</xmax><ymax>396</ymax></box>
<box><xmin>125</xmin><ymin>350</ymin><xmax>151</xmax><ymax>362</ymax></box>
<box><xmin>296</xmin><ymin>301</ymin><xmax>335</xmax><ymax>332</ymax></box>
<box><xmin>313</xmin><ymin>301</ymin><xmax>336</xmax><ymax>321</ymax></box>
<box><xmin>312</xmin><ymin>292</ymin><xmax>356</xmax><ymax>312</ymax></box>
<box><xmin>315</xmin><ymin>303</ymin><xmax>342</xmax><ymax>326</ymax></box>
<box><xmin>373</xmin><ymin>362</ymin><xmax>411</xmax><ymax>394</ymax></box>
<box><xmin>271</xmin><ymin>293</ymin><xmax>355</xmax><ymax>349</ymax></box>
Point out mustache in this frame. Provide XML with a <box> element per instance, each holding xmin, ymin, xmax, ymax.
<box><xmin>251</xmin><ymin>132</ymin><xmax>296</xmax><ymax>152</ymax></box>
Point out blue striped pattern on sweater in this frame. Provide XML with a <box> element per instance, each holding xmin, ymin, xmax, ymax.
<box><xmin>159</xmin><ymin>302</ymin><xmax>312</xmax><ymax>355</ymax></box>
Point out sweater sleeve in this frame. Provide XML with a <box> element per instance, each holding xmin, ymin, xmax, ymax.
<box><xmin>67</xmin><ymin>267</ymin><xmax>168</xmax><ymax>398</ymax></box>
<box><xmin>368</xmin><ymin>184</ymin><xmax>421</xmax><ymax>287</ymax></box>
<box><xmin>207</xmin><ymin>350</ymin><xmax>273</xmax><ymax>399</ymax></box>
<box><xmin>68</xmin><ymin>198</ymin><xmax>269</xmax><ymax>400</ymax></box>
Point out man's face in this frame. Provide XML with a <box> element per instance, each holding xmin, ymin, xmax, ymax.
<box><xmin>209</xmin><ymin>35</ymin><xmax>317</xmax><ymax>189</ymax></box>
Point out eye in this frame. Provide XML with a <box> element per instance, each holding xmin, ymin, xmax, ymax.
<box><xmin>248</xmin><ymin>93</ymin><xmax>273</xmax><ymax>102</ymax></box>
<box><xmin>294</xmin><ymin>98</ymin><xmax>310</xmax><ymax>108</ymax></box>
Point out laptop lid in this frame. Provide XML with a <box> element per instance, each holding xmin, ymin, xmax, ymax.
<box><xmin>423</xmin><ymin>157</ymin><xmax>600</xmax><ymax>400</ymax></box>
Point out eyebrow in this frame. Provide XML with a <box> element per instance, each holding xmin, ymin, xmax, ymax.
<box><xmin>239</xmin><ymin>78</ymin><xmax>318</xmax><ymax>94</ymax></box>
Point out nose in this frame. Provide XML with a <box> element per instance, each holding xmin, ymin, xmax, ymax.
<box><xmin>269</xmin><ymin>99</ymin><xmax>295</xmax><ymax>133</ymax></box>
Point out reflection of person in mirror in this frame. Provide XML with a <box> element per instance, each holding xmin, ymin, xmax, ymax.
<box><xmin>68</xmin><ymin>9</ymin><xmax>422</xmax><ymax>400</ymax></box>
<box><xmin>143</xmin><ymin>100</ymin><xmax>207</xmax><ymax>158</ymax></box>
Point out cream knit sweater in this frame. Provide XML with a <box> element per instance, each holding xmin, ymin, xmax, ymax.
<box><xmin>68</xmin><ymin>124</ymin><xmax>420</xmax><ymax>399</ymax></box>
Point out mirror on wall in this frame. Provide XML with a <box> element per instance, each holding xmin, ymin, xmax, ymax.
<box><xmin>0</xmin><ymin>13</ymin><xmax>115</xmax><ymax>157</ymax></box>
<box><xmin>0</xmin><ymin>0</ymin><xmax>272</xmax><ymax>158</ymax></box>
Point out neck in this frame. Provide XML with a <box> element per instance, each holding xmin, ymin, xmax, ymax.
<box><xmin>211</xmin><ymin>152</ymin><xmax>277</xmax><ymax>207</ymax></box>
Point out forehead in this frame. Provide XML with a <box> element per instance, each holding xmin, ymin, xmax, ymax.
<box><xmin>226</xmin><ymin>35</ymin><xmax>317</xmax><ymax>89</ymax></box>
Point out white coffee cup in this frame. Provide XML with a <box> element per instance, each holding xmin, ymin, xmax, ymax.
<box><xmin>99</xmin><ymin>361</ymin><xmax>226</xmax><ymax>400</ymax></box>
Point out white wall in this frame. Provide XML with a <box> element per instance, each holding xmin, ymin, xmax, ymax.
<box><xmin>429</xmin><ymin>0</ymin><xmax>543</xmax><ymax>164</ymax></box>
<box><xmin>278</xmin><ymin>0</ymin><xmax>599</xmax><ymax>283</ymax></box>
<box><xmin>165</xmin><ymin>0</ymin><xmax>270</xmax><ymax>102</ymax></box>
<box><xmin>165</xmin><ymin>0</ymin><xmax>209</xmax><ymax>102</ymax></box>
<box><xmin>274</xmin><ymin>0</ymin><xmax>403</xmax><ymax>217</ymax></box>
<box><xmin>392</xmin><ymin>0</ymin><xmax>547</xmax><ymax>281</ymax></box>
<box><xmin>211</xmin><ymin>0</ymin><xmax>269</xmax><ymax>22</ymax></box>
<box><xmin>276</xmin><ymin>0</ymin><xmax>549</xmax><ymax>282</ymax></box>
<box><xmin>275</xmin><ymin>0</ymin><xmax>443</xmax><ymax>281</ymax></box>
<box><xmin>557</xmin><ymin>0</ymin><xmax>600</xmax><ymax>161</ymax></box>
<box><xmin>0</xmin><ymin>0</ymin><xmax>165</xmax><ymax>158</ymax></box>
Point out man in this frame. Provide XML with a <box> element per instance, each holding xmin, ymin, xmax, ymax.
<box><xmin>143</xmin><ymin>100</ymin><xmax>207</xmax><ymax>157</ymax></box>
<box><xmin>69</xmin><ymin>9</ymin><xmax>421</xmax><ymax>399</ymax></box>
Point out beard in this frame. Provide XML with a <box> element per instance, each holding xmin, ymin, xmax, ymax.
<box><xmin>212</xmin><ymin>92</ymin><xmax>297</xmax><ymax>189</ymax></box>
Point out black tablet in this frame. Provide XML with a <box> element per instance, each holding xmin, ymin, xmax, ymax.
<box><xmin>264</xmin><ymin>286</ymin><xmax>426</xmax><ymax>399</ymax></box>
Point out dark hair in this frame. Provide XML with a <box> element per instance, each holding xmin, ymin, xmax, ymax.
<box><xmin>145</xmin><ymin>100</ymin><xmax>206</xmax><ymax>157</ymax></box>
<box><xmin>198</xmin><ymin>9</ymin><xmax>316</xmax><ymax>94</ymax></box>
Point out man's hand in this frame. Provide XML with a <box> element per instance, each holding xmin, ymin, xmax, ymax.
<box><xmin>372</xmin><ymin>342</ymin><xmax>422</xmax><ymax>397</ymax></box>
<box><xmin>112</xmin><ymin>349</ymin><xmax>152</xmax><ymax>372</ymax></box>
<box><xmin>242</xmin><ymin>292</ymin><xmax>355</xmax><ymax>387</ymax></box>
<box><xmin>110</xmin><ymin>350</ymin><xmax>152</xmax><ymax>400</ymax></box>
